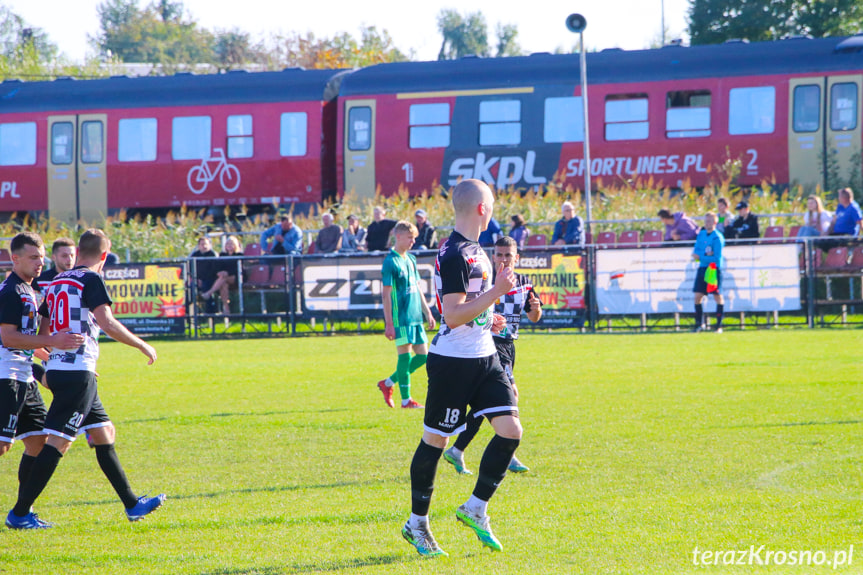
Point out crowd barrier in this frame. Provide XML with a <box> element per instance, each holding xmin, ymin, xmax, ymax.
<box><xmin>103</xmin><ymin>237</ymin><xmax>863</xmax><ymax>338</ymax></box>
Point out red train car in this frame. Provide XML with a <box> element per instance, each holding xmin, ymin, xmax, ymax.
<box><xmin>336</xmin><ymin>36</ymin><xmax>863</xmax><ymax>199</ymax></box>
<box><xmin>0</xmin><ymin>69</ymin><xmax>345</xmax><ymax>224</ymax></box>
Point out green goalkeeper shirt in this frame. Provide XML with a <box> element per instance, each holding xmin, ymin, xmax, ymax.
<box><xmin>381</xmin><ymin>249</ymin><xmax>424</xmax><ymax>327</ymax></box>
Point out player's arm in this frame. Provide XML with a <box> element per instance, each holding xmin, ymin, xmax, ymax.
<box><xmin>420</xmin><ymin>288</ymin><xmax>436</xmax><ymax>330</ymax></box>
<box><xmin>0</xmin><ymin>324</ymin><xmax>84</xmax><ymax>351</ymax></box>
<box><xmin>382</xmin><ymin>285</ymin><xmax>396</xmax><ymax>340</ymax></box>
<box><xmin>92</xmin><ymin>304</ymin><xmax>157</xmax><ymax>365</ymax></box>
<box><xmin>441</xmin><ymin>264</ymin><xmax>515</xmax><ymax>328</ymax></box>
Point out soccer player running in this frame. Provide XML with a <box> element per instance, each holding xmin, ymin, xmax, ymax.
<box><xmin>0</xmin><ymin>233</ymin><xmax>85</xmax><ymax>529</ymax></box>
<box><xmin>6</xmin><ymin>229</ymin><xmax>164</xmax><ymax>529</ymax></box>
<box><xmin>402</xmin><ymin>179</ymin><xmax>520</xmax><ymax>557</ymax></box>
<box><xmin>692</xmin><ymin>212</ymin><xmax>726</xmax><ymax>333</ymax></box>
<box><xmin>443</xmin><ymin>236</ymin><xmax>541</xmax><ymax>475</ymax></box>
<box><xmin>377</xmin><ymin>221</ymin><xmax>436</xmax><ymax>409</ymax></box>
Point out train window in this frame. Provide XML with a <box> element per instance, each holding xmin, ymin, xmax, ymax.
<box><xmin>479</xmin><ymin>100</ymin><xmax>521</xmax><ymax>146</ymax></box>
<box><xmin>81</xmin><ymin>122</ymin><xmax>103</xmax><ymax>164</ymax></box>
<box><xmin>605</xmin><ymin>95</ymin><xmax>648</xmax><ymax>141</ymax></box>
<box><xmin>51</xmin><ymin>122</ymin><xmax>74</xmax><ymax>165</ymax></box>
<box><xmin>409</xmin><ymin>103</ymin><xmax>450</xmax><ymax>149</ymax></box>
<box><xmin>172</xmin><ymin>116</ymin><xmax>212</xmax><ymax>160</ymax></box>
<box><xmin>118</xmin><ymin>118</ymin><xmax>157</xmax><ymax>162</ymax></box>
<box><xmin>793</xmin><ymin>85</ymin><xmax>820</xmax><ymax>132</ymax></box>
<box><xmin>830</xmin><ymin>83</ymin><xmax>858</xmax><ymax>131</ymax></box>
<box><xmin>280</xmin><ymin>112</ymin><xmax>308</xmax><ymax>157</ymax></box>
<box><xmin>227</xmin><ymin>115</ymin><xmax>254</xmax><ymax>159</ymax></box>
<box><xmin>348</xmin><ymin>107</ymin><xmax>372</xmax><ymax>151</ymax></box>
<box><xmin>544</xmin><ymin>97</ymin><xmax>584</xmax><ymax>143</ymax></box>
<box><xmin>666</xmin><ymin>90</ymin><xmax>711</xmax><ymax>138</ymax></box>
<box><xmin>729</xmin><ymin>87</ymin><xmax>775</xmax><ymax>135</ymax></box>
<box><xmin>0</xmin><ymin>122</ymin><xmax>36</xmax><ymax>166</ymax></box>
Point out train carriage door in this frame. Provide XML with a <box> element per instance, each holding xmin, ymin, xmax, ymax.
<box><xmin>77</xmin><ymin>114</ymin><xmax>108</xmax><ymax>224</ymax></box>
<box><xmin>344</xmin><ymin>100</ymin><xmax>376</xmax><ymax>199</ymax></box>
<box><xmin>47</xmin><ymin>116</ymin><xmax>78</xmax><ymax>226</ymax></box>
<box><xmin>788</xmin><ymin>78</ymin><xmax>825</xmax><ymax>192</ymax></box>
<box><xmin>825</xmin><ymin>75</ymin><xmax>863</xmax><ymax>192</ymax></box>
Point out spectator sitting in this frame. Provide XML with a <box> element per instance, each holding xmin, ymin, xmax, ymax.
<box><xmin>341</xmin><ymin>214</ymin><xmax>367</xmax><ymax>252</ymax></box>
<box><xmin>414</xmin><ymin>209</ymin><xmax>437</xmax><ymax>249</ymax></box>
<box><xmin>726</xmin><ymin>201</ymin><xmax>759</xmax><ymax>240</ymax></box>
<box><xmin>658</xmin><ymin>208</ymin><xmax>699</xmax><ymax>242</ymax></box>
<box><xmin>797</xmin><ymin>195</ymin><xmax>832</xmax><ymax>238</ymax></box>
<box><xmin>202</xmin><ymin>235</ymin><xmax>242</xmax><ymax>316</ymax></box>
<box><xmin>509</xmin><ymin>214</ymin><xmax>529</xmax><ymax>249</ymax></box>
<box><xmin>715</xmin><ymin>197</ymin><xmax>736</xmax><ymax>236</ymax></box>
<box><xmin>828</xmin><ymin>187</ymin><xmax>863</xmax><ymax>237</ymax></box>
<box><xmin>190</xmin><ymin>236</ymin><xmax>219</xmax><ymax>314</ymax></box>
<box><xmin>314</xmin><ymin>212</ymin><xmax>343</xmax><ymax>253</ymax></box>
<box><xmin>552</xmin><ymin>201</ymin><xmax>585</xmax><ymax>246</ymax></box>
<box><xmin>478</xmin><ymin>216</ymin><xmax>502</xmax><ymax>247</ymax></box>
<box><xmin>366</xmin><ymin>206</ymin><xmax>397</xmax><ymax>251</ymax></box>
<box><xmin>260</xmin><ymin>214</ymin><xmax>303</xmax><ymax>255</ymax></box>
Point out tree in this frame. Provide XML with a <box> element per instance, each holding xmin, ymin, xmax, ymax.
<box><xmin>688</xmin><ymin>0</ymin><xmax>863</xmax><ymax>45</ymax></box>
<box><xmin>436</xmin><ymin>9</ymin><xmax>523</xmax><ymax>59</ymax></box>
<box><xmin>0</xmin><ymin>5</ymin><xmax>58</xmax><ymax>62</ymax></box>
<box><xmin>91</xmin><ymin>0</ymin><xmax>214</xmax><ymax>69</ymax></box>
<box><xmin>212</xmin><ymin>29</ymin><xmax>256</xmax><ymax>71</ymax></box>
<box><xmin>261</xmin><ymin>26</ymin><xmax>407</xmax><ymax>70</ymax></box>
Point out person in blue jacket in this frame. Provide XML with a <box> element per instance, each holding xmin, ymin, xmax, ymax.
<box><xmin>691</xmin><ymin>212</ymin><xmax>726</xmax><ymax>333</ymax></box>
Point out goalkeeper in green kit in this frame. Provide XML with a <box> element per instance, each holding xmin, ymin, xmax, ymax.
<box><xmin>377</xmin><ymin>221</ymin><xmax>437</xmax><ymax>408</ymax></box>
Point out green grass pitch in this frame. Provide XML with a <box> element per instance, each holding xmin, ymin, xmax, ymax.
<box><xmin>0</xmin><ymin>330</ymin><xmax>860</xmax><ymax>574</ymax></box>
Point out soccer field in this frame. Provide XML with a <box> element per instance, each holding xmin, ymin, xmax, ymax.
<box><xmin>1</xmin><ymin>330</ymin><xmax>860</xmax><ymax>574</ymax></box>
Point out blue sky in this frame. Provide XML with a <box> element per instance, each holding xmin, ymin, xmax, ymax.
<box><xmin>5</xmin><ymin>0</ymin><xmax>691</xmax><ymax>62</ymax></box>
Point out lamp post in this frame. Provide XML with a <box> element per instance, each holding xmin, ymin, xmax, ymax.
<box><xmin>566</xmin><ymin>13</ymin><xmax>592</xmax><ymax>238</ymax></box>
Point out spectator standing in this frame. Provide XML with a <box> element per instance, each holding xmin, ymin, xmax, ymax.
<box><xmin>691</xmin><ymin>212</ymin><xmax>726</xmax><ymax>333</ymax></box>
<box><xmin>658</xmin><ymin>209</ymin><xmax>698</xmax><ymax>242</ymax></box>
<box><xmin>342</xmin><ymin>214</ymin><xmax>367</xmax><ymax>252</ymax></box>
<box><xmin>508</xmin><ymin>214</ymin><xmax>528</xmax><ymax>249</ymax></box>
<box><xmin>478</xmin><ymin>216</ymin><xmax>502</xmax><ymax>247</ymax></box>
<box><xmin>314</xmin><ymin>213</ymin><xmax>343</xmax><ymax>254</ymax></box>
<box><xmin>414</xmin><ymin>209</ymin><xmax>437</xmax><ymax>250</ymax></box>
<box><xmin>797</xmin><ymin>195</ymin><xmax>832</xmax><ymax>237</ymax></box>
<box><xmin>726</xmin><ymin>201</ymin><xmax>759</xmax><ymax>240</ymax></box>
<box><xmin>715</xmin><ymin>198</ymin><xmax>736</xmax><ymax>237</ymax></box>
<box><xmin>551</xmin><ymin>202</ymin><xmax>585</xmax><ymax>246</ymax></box>
<box><xmin>260</xmin><ymin>215</ymin><xmax>303</xmax><ymax>255</ymax></box>
<box><xmin>828</xmin><ymin>187</ymin><xmax>863</xmax><ymax>237</ymax></box>
<box><xmin>190</xmin><ymin>237</ymin><xmax>218</xmax><ymax>314</ymax></box>
<box><xmin>367</xmin><ymin>206</ymin><xmax>397</xmax><ymax>252</ymax></box>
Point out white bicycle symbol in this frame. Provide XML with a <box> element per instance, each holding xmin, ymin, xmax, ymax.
<box><xmin>187</xmin><ymin>148</ymin><xmax>241</xmax><ymax>194</ymax></box>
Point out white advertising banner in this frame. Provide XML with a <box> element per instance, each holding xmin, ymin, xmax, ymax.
<box><xmin>595</xmin><ymin>244</ymin><xmax>801</xmax><ymax>315</ymax></box>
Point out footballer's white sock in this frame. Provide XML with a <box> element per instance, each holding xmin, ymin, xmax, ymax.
<box><xmin>402</xmin><ymin>398</ymin><xmax>412</xmax><ymax>406</ymax></box>
<box><xmin>449</xmin><ymin>446</ymin><xmax>464</xmax><ymax>457</ymax></box>
<box><xmin>409</xmin><ymin>513</ymin><xmax>429</xmax><ymax>529</ymax></box>
<box><xmin>385</xmin><ymin>377</ymin><xmax>395</xmax><ymax>387</ymax></box>
<box><xmin>465</xmin><ymin>495</ymin><xmax>488</xmax><ymax>517</ymax></box>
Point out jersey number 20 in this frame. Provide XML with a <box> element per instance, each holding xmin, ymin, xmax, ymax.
<box><xmin>45</xmin><ymin>291</ymin><xmax>71</xmax><ymax>333</ymax></box>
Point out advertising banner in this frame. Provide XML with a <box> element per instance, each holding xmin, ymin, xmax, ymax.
<box><xmin>104</xmin><ymin>264</ymin><xmax>186</xmax><ymax>335</ymax></box>
<box><xmin>301</xmin><ymin>254</ymin><xmax>436</xmax><ymax>314</ymax></box>
<box><xmin>300</xmin><ymin>250</ymin><xmax>586</xmax><ymax>328</ymax></box>
<box><xmin>514</xmin><ymin>251</ymin><xmax>586</xmax><ymax>328</ymax></box>
<box><xmin>595</xmin><ymin>244</ymin><xmax>801</xmax><ymax>315</ymax></box>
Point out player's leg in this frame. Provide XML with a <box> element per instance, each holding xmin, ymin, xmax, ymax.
<box><xmin>0</xmin><ymin>378</ymin><xmax>22</xmax><ymax>458</ymax></box>
<box><xmin>16</xmin><ymin>380</ymin><xmax>48</xmax><ymax>505</ymax></box>
<box><xmin>409</xmin><ymin>337</ymin><xmax>428</xmax><ymax>375</ymax></box>
<box><xmin>444</xmin><ymin>410</ymin><xmax>481</xmax><ymax>475</ymax></box>
<box><xmin>86</xmin><ymin>396</ymin><xmax>165</xmax><ymax>521</ymax></box>
<box><xmin>693</xmin><ymin>292</ymin><xmax>706</xmax><ymax>331</ymax></box>
<box><xmin>8</xmin><ymin>371</ymin><xmax>87</xmax><ymax>527</ymax></box>
<box><xmin>403</xmin><ymin>354</ymin><xmax>474</xmax><ymax>557</ymax></box>
<box><xmin>456</xmin><ymin>355</ymin><xmax>520</xmax><ymax>551</ymax></box>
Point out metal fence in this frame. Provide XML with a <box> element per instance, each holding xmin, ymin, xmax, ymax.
<box><xmin>176</xmin><ymin>236</ymin><xmax>863</xmax><ymax>338</ymax></box>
